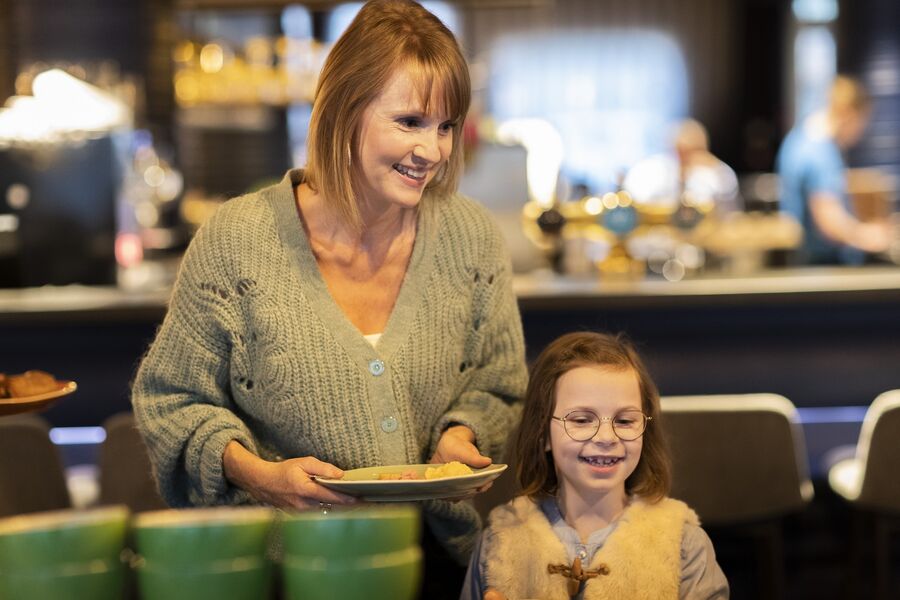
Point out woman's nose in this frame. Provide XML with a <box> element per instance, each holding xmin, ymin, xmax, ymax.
<box><xmin>413</xmin><ymin>129</ymin><xmax>442</xmax><ymax>164</ymax></box>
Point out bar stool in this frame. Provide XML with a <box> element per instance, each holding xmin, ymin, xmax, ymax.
<box><xmin>0</xmin><ymin>415</ymin><xmax>71</xmax><ymax>517</ymax></box>
<box><xmin>98</xmin><ymin>412</ymin><xmax>167</xmax><ymax>513</ymax></box>
<box><xmin>661</xmin><ymin>393</ymin><xmax>814</xmax><ymax>600</ymax></box>
<box><xmin>828</xmin><ymin>389</ymin><xmax>900</xmax><ymax>600</ymax></box>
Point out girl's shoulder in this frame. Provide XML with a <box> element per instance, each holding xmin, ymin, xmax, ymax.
<box><xmin>627</xmin><ymin>495</ymin><xmax>700</xmax><ymax>526</ymax></box>
<box><xmin>486</xmin><ymin>496</ymin><xmax>543</xmax><ymax>529</ymax></box>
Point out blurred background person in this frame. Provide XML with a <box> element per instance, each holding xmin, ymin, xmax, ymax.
<box><xmin>623</xmin><ymin>118</ymin><xmax>740</xmax><ymax>216</ymax></box>
<box><xmin>776</xmin><ymin>75</ymin><xmax>891</xmax><ymax>265</ymax></box>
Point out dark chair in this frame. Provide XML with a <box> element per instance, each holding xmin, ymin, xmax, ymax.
<box><xmin>828</xmin><ymin>389</ymin><xmax>900</xmax><ymax>600</ymax></box>
<box><xmin>97</xmin><ymin>412</ymin><xmax>167</xmax><ymax>513</ymax></box>
<box><xmin>0</xmin><ymin>414</ymin><xmax>71</xmax><ymax>517</ymax></box>
<box><xmin>661</xmin><ymin>393</ymin><xmax>814</xmax><ymax>600</ymax></box>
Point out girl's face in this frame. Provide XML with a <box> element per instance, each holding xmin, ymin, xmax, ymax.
<box><xmin>549</xmin><ymin>365</ymin><xmax>644</xmax><ymax>504</ymax></box>
<box><xmin>355</xmin><ymin>66</ymin><xmax>455</xmax><ymax>213</ymax></box>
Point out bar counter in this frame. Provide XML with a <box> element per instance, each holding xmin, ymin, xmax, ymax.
<box><xmin>3</xmin><ymin>265</ymin><xmax>900</xmax><ymax>319</ymax></box>
<box><xmin>2</xmin><ymin>266</ymin><xmax>900</xmax><ymax>431</ymax></box>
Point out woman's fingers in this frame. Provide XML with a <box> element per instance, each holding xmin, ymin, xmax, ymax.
<box><xmin>296</xmin><ymin>456</ymin><xmax>344</xmax><ymax>479</ymax></box>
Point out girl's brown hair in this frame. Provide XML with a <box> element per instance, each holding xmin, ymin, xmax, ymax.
<box><xmin>515</xmin><ymin>331</ymin><xmax>671</xmax><ymax>502</ymax></box>
<box><xmin>305</xmin><ymin>0</ymin><xmax>471</xmax><ymax>231</ymax></box>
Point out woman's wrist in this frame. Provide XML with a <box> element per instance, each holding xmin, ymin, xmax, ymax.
<box><xmin>444</xmin><ymin>424</ymin><xmax>476</xmax><ymax>444</ymax></box>
<box><xmin>223</xmin><ymin>440</ymin><xmax>267</xmax><ymax>492</ymax></box>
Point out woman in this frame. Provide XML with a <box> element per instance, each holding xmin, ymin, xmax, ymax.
<box><xmin>132</xmin><ymin>0</ymin><xmax>527</xmax><ymax>595</ymax></box>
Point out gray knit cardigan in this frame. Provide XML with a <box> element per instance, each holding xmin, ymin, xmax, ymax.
<box><xmin>131</xmin><ymin>169</ymin><xmax>528</xmax><ymax>562</ymax></box>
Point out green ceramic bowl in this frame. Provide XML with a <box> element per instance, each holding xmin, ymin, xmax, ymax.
<box><xmin>0</xmin><ymin>506</ymin><xmax>129</xmax><ymax>600</ymax></box>
<box><xmin>281</xmin><ymin>505</ymin><xmax>420</xmax><ymax>558</ymax></box>
<box><xmin>282</xmin><ymin>546</ymin><xmax>422</xmax><ymax>600</ymax></box>
<box><xmin>136</xmin><ymin>558</ymin><xmax>273</xmax><ymax>600</ymax></box>
<box><xmin>132</xmin><ymin>507</ymin><xmax>275</xmax><ymax>600</ymax></box>
<box><xmin>133</xmin><ymin>506</ymin><xmax>275</xmax><ymax>564</ymax></box>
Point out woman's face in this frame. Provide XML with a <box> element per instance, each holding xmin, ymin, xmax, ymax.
<box><xmin>354</xmin><ymin>67</ymin><xmax>455</xmax><ymax>212</ymax></box>
<box><xmin>549</xmin><ymin>365</ymin><xmax>644</xmax><ymax>504</ymax></box>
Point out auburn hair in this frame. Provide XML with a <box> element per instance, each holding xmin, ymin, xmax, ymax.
<box><xmin>514</xmin><ymin>331</ymin><xmax>672</xmax><ymax>502</ymax></box>
<box><xmin>305</xmin><ymin>0</ymin><xmax>471</xmax><ymax>231</ymax></box>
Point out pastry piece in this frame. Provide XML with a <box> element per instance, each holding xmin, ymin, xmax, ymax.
<box><xmin>0</xmin><ymin>374</ymin><xmax>8</xmax><ymax>398</ymax></box>
<box><xmin>6</xmin><ymin>370</ymin><xmax>58</xmax><ymax>397</ymax></box>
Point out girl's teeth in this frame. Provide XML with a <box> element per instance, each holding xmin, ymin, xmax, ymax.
<box><xmin>395</xmin><ymin>164</ymin><xmax>425</xmax><ymax>179</ymax></box>
<box><xmin>582</xmin><ymin>456</ymin><xmax>621</xmax><ymax>467</ymax></box>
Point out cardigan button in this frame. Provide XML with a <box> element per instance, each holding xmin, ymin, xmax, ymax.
<box><xmin>380</xmin><ymin>415</ymin><xmax>398</xmax><ymax>433</ymax></box>
<box><xmin>368</xmin><ymin>359</ymin><xmax>385</xmax><ymax>376</ymax></box>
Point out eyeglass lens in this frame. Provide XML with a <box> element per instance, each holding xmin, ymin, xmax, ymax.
<box><xmin>563</xmin><ymin>410</ymin><xmax>647</xmax><ymax>441</ymax></box>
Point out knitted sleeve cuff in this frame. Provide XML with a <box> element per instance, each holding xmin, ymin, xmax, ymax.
<box><xmin>192</xmin><ymin>426</ymin><xmax>259</xmax><ymax>506</ymax></box>
<box><xmin>434</xmin><ymin>401</ymin><xmax>515</xmax><ymax>461</ymax></box>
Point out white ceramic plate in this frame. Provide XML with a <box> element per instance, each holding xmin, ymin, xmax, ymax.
<box><xmin>313</xmin><ymin>463</ymin><xmax>508</xmax><ymax>502</ymax></box>
<box><xmin>0</xmin><ymin>381</ymin><xmax>77</xmax><ymax>416</ymax></box>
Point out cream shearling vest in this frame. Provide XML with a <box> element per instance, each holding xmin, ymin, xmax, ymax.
<box><xmin>483</xmin><ymin>496</ymin><xmax>698</xmax><ymax>599</ymax></box>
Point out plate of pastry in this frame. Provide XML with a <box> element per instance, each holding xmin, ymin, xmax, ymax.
<box><xmin>313</xmin><ymin>461</ymin><xmax>508</xmax><ymax>502</ymax></box>
<box><xmin>0</xmin><ymin>371</ymin><xmax>78</xmax><ymax>416</ymax></box>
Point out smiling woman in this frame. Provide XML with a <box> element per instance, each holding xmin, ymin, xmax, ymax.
<box><xmin>131</xmin><ymin>2</ymin><xmax>527</xmax><ymax>600</ymax></box>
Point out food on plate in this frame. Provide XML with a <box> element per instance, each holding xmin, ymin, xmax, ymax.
<box><xmin>372</xmin><ymin>461</ymin><xmax>475</xmax><ymax>481</ymax></box>
<box><xmin>0</xmin><ymin>370</ymin><xmax>59</xmax><ymax>398</ymax></box>
<box><xmin>425</xmin><ymin>461</ymin><xmax>473</xmax><ymax>480</ymax></box>
<box><xmin>376</xmin><ymin>469</ymin><xmax>421</xmax><ymax>481</ymax></box>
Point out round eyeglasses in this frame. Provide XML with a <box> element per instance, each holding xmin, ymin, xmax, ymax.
<box><xmin>551</xmin><ymin>409</ymin><xmax>651</xmax><ymax>442</ymax></box>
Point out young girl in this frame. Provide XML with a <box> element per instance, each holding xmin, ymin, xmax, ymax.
<box><xmin>461</xmin><ymin>331</ymin><xmax>729</xmax><ymax>599</ymax></box>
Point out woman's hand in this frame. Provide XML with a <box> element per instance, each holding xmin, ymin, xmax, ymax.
<box><xmin>223</xmin><ymin>441</ymin><xmax>356</xmax><ymax>509</ymax></box>
<box><xmin>429</xmin><ymin>425</ymin><xmax>495</xmax><ymax>501</ymax></box>
<box><xmin>430</xmin><ymin>425</ymin><xmax>492</xmax><ymax>468</ymax></box>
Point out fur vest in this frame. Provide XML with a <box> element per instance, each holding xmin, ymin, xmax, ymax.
<box><xmin>483</xmin><ymin>496</ymin><xmax>698</xmax><ymax>599</ymax></box>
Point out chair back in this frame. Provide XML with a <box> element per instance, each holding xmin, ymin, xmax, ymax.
<box><xmin>98</xmin><ymin>413</ymin><xmax>167</xmax><ymax>512</ymax></box>
<box><xmin>0</xmin><ymin>415</ymin><xmax>71</xmax><ymax>518</ymax></box>
<box><xmin>854</xmin><ymin>390</ymin><xmax>900</xmax><ymax>512</ymax></box>
<box><xmin>661</xmin><ymin>393</ymin><xmax>814</xmax><ymax>525</ymax></box>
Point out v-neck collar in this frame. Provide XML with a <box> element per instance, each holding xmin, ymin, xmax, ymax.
<box><xmin>269</xmin><ymin>169</ymin><xmax>438</xmax><ymax>366</ymax></box>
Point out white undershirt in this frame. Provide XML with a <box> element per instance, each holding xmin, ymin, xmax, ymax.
<box><xmin>364</xmin><ymin>332</ymin><xmax>383</xmax><ymax>347</ymax></box>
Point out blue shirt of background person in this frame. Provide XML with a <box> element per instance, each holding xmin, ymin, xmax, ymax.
<box><xmin>775</xmin><ymin>76</ymin><xmax>891</xmax><ymax>265</ymax></box>
<box><xmin>776</xmin><ymin>125</ymin><xmax>861</xmax><ymax>264</ymax></box>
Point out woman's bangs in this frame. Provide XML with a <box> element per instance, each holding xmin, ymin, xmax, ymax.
<box><xmin>409</xmin><ymin>58</ymin><xmax>466</xmax><ymax>122</ymax></box>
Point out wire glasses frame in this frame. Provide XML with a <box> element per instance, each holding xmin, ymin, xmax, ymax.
<box><xmin>551</xmin><ymin>409</ymin><xmax>652</xmax><ymax>442</ymax></box>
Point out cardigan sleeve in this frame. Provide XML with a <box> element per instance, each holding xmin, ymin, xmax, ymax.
<box><xmin>679</xmin><ymin>523</ymin><xmax>730</xmax><ymax>599</ymax></box>
<box><xmin>433</xmin><ymin>232</ymin><xmax>528</xmax><ymax>462</ymax></box>
<box><xmin>131</xmin><ymin>218</ymin><xmax>260</xmax><ymax>507</ymax></box>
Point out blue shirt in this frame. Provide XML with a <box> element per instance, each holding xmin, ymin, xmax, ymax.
<box><xmin>775</xmin><ymin>125</ymin><xmax>863</xmax><ymax>264</ymax></box>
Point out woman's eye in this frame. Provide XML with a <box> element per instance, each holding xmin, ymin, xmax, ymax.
<box><xmin>439</xmin><ymin>121</ymin><xmax>455</xmax><ymax>134</ymax></box>
<box><xmin>398</xmin><ymin>118</ymin><xmax>420</xmax><ymax>128</ymax></box>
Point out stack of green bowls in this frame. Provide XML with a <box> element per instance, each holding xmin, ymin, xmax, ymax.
<box><xmin>281</xmin><ymin>505</ymin><xmax>422</xmax><ymax>600</ymax></box>
<box><xmin>0</xmin><ymin>506</ymin><xmax>129</xmax><ymax>600</ymax></box>
<box><xmin>132</xmin><ymin>506</ymin><xmax>275</xmax><ymax>600</ymax></box>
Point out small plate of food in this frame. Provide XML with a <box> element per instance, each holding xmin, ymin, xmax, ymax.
<box><xmin>0</xmin><ymin>371</ymin><xmax>77</xmax><ymax>416</ymax></box>
<box><xmin>313</xmin><ymin>461</ymin><xmax>508</xmax><ymax>502</ymax></box>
